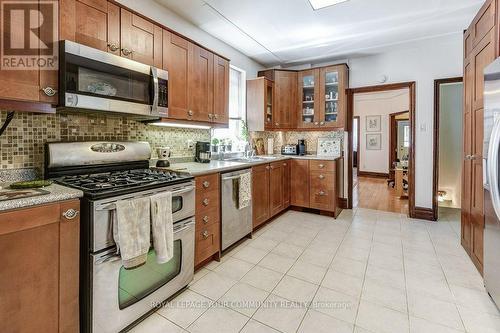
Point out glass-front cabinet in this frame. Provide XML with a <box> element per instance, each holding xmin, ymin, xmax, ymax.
<box><xmin>265</xmin><ymin>79</ymin><xmax>274</xmax><ymax>130</ymax></box>
<box><xmin>319</xmin><ymin>65</ymin><xmax>347</xmax><ymax>128</ymax></box>
<box><xmin>298</xmin><ymin>69</ymin><xmax>320</xmax><ymax>128</ymax></box>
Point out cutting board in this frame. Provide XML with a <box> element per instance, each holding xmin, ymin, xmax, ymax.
<box><xmin>0</xmin><ymin>188</ymin><xmax>50</xmax><ymax>202</ymax></box>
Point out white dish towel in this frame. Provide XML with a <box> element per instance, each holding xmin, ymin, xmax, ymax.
<box><xmin>238</xmin><ymin>172</ymin><xmax>252</xmax><ymax>210</ymax></box>
<box><xmin>113</xmin><ymin>197</ymin><xmax>151</xmax><ymax>269</ymax></box>
<box><xmin>150</xmin><ymin>191</ymin><xmax>174</xmax><ymax>264</ymax></box>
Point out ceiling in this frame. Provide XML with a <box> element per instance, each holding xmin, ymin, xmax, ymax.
<box><xmin>155</xmin><ymin>0</ymin><xmax>483</xmax><ymax>67</ymax></box>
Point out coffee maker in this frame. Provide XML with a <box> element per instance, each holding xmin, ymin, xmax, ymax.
<box><xmin>297</xmin><ymin>139</ymin><xmax>306</xmax><ymax>156</ymax></box>
<box><xmin>195</xmin><ymin>141</ymin><xmax>211</xmax><ymax>163</ymax></box>
<box><xmin>156</xmin><ymin>147</ymin><xmax>171</xmax><ymax>167</ymax></box>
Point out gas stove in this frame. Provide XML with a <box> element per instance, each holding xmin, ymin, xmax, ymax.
<box><xmin>54</xmin><ymin>168</ymin><xmax>192</xmax><ymax>199</ymax></box>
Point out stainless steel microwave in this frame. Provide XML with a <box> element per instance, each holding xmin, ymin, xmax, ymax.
<box><xmin>58</xmin><ymin>40</ymin><xmax>168</xmax><ymax>119</ymax></box>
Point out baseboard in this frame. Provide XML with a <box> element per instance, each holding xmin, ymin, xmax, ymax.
<box><xmin>358</xmin><ymin>171</ymin><xmax>389</xmax><ymax>178</ymax></box>
<box><xmin>338</xmin><ymin>198</ymin><xmax>348</xmax><ymax>209</ymax></box>
<box><xmin>412</xmin><ymin>206</ymin><xmax>436</xmax><ymax>221</ymax></box>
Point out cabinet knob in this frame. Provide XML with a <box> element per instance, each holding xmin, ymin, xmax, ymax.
<box><xmin>203</xmin><ymin>181</ymin><xmax>210</xmax><ymax>188</ymax></box>
<box><xmin>201</xmin><ymin>230</ymin><xmax>209</xmax><ymax>239</ymax></box>
<box><xmin>314</xmin><ymin>122</ymin><xmax>319</xmax><ymax>125</ymax></box>
<box><xmin>41</xmin><ymin>86</ymin><xmax>57</xmax><ymax>97</ymax></box>
<box><xmin>107</xmin><ymin>42</ymin><xmax>119</xmax><ymax>52</ymax></box>
<box><xmin>188</xmin><ymin>110</ymin><xmax>194</xmax><ymax>117</ymax></box>
<box><xmin>121</xmin><ymin>47</ymin><xmax>134</xmax><ymax>56</ymax></box>
<box><xmin>203</xmin><ymin>216</ymin><xmax>209</xmax><ymax>224</ymax></box>
<box><xmin>319</xmin><ymin>174</ymin><xmax>325</xmax><ymax>179</ymax></box>
<box><xmin>202</xmin><ymin>198</ymin><xmax>209</xmax><ymax>206</ymax></box>
<box><xmin>283</xmin><ymin>163</ymin><xmax>287</xmax><ymax>166</ymax></box>
<box><xmin>319</xmin><ymin>164</ymin><xmax>325</xmax><ymax>168</ymax></box>
<box><xmin>214</xmin><ymin>114</ymin><xmax>218</xmax><ymax>119</ymax></box>
<box><xmin>63</xmin><ymin>208</ymin><xmax>79</xmax><ymax>220</ymax></box>
<box><xmin>470</xmin><ymin>154</ymin><xmax>478</xmax><ymax>160</ymax></box>
<box><xmin>265</xmin><ymin>166</ymin><xmax>270</xmax><ymax>170</ymax></box>
<box><xmin>318</xmin><ymin>190</ymin><xmax>326</xmax><ymax>196</ymax></box>
<box><xmin>320</xmin><ymin>121</ymin><xmax>325</xmax><ymax>125</ymax></box>
<box><xmin>275</xmin><ymin>122</ymin><xmax>279</xmax><ymax>126</ymax></box>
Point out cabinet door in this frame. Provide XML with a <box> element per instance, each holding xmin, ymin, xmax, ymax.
<box><xmin>252</xmin><ymin>164</ymin><xmax>270</xmax><ymax>228</ymax></box>
<box><xmin>274</xmin><ymin>71</ymin><xmax>297</xmax><ymax>128</ymax></box>
<box><xmin>189</xmin><ymin>44</ymin><xmax>214</xmax><ymax>122</ymax></box>
<box><xmin>319</xmin><ymin>65</ymin><xmax>348</xmax><ymax>128</ymax></box>
<box><xmin>283</xmin><ymin>160</ymin><xmax>291</xmax><ymax>208</ymax></box>
<box><xmin>213</xmin><ymin>55</ymin><xmax>230</xmax><ymax>124</ymax></box>
<box><xmin>163</xmin><ymin>31</ymin><xmax>190</xmax><ymax>120</ymax></box>
<box><xmin>264</xmin><ymin>80</ymin><xmax>274</xmax><ymax>130</ymax></box>
<box><xmin>290</xmin><ymin>159</ymin><xmax>310</xmax><ymax>207</ymax></box>
<box><xmin>120</xmin><ymin>9</ymin><xmax>162</xmax><ymax>67</ymax></box>
<box><xmin>269</xmin><ymin>162</ymin><xmax>284</xmax><ymax>216</ymax></box>
<box><xmin>298</xmin><ymin>69</ymin><xmax>320</xmax><ymax>128</ymax></box>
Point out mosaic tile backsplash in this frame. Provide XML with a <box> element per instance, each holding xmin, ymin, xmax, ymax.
<box><xmin>0</xmin><ymin>110</ymin><xmax>210</xmax><ymax>172</ymax></box>
<box><xmin>250</xmin><ymin>130</ymin><xmax>344</xmax><ymax>154</ymax></box>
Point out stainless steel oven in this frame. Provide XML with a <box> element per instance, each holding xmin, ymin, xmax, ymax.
<box><xmin>59</xmin><ymin>40</ymin><xmax>168</xmax><ymax>118</ymax></box>
<box><xmin>86</xmin><ymin>181</ymin><xmax>195</xmax><ymax>332</ymax></box>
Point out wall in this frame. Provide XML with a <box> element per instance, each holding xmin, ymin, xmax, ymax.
<box><xmin>438</xmin><ymin>82</ymin><xmax>463</xmax><ymax>208</ymax></box>
<box><xmin>116</xmin><ymin>0</ymin><xmax>263</xmax><ymax>78</ymax></box>
<box><xmin>0</xmin><ymin>111</ymin><xmax>210</xmax><ymax>173</ymax></box>
<box><xmin>348</xmin><ymin>33</ymin><xmax>464</xmax><ymax>208</ymax></box>
<box><xmin>354</xmin><ymin>89</ymin><xmax>409</xmax><ymax>174</ymax></box>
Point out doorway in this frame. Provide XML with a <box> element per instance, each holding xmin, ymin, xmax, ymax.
<box><xmin>433</xmin><ymin>77</ymin><xmax>463</xmax><ymax>220</ymax></box>
<box><xmin>347</xmin><ymin>82</ymin><xmax>416</xmax><ymax>216</ymax></box>
<box><xmin>353</xmin><ymin>116</ymin><xmax>360</xmax><ymax>187</ymax></box>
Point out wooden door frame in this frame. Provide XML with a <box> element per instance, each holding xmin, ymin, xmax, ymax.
<box><xmin>432</xmin><ymin>77</ymin><xmax>463</xmax><ymax>220</ymax></box>
<box><xmin>389</xmin><ymin>111</ymin><xmax>410</xmax><ymax>181</ymax></box>
<box><xmin>347</xmin><ymin>82</ymin><xmax>416</xmax><ymax>217</ymax></box>
<box><xmin>354</xmin><ymin>116</ymin><xmax>360</xmax><ymax>173</ymax></box>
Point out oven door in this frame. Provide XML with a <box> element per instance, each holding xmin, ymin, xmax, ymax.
<box><xmin>91</xmin><ymin>182</ymin><xmax>195</xmax><ymax>252</ymax></box>
<box><xmin>91</xmin><ymin>217</ymin><xmax>194</xmax><ymax>333</ymax></box>
<box><xmin>59</xmin><ymin>40</ymin><xmax>167</xmax><ymax>117</ymax></box>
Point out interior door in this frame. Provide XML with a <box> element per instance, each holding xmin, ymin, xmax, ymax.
<box><xmin>188</xmin><ymin>45</ymin><xmax>214</xmax><ymax>122</ymax></box>
<box><xmin>213</xmin><ymin>55</ymin><xmax>230</xmax><ymax>124</ymax></box>
<box><xmin>274</xmin><ymin>71</ymin><xmax>297</xmax><ymax>128</ymax></box>
<box><xmin>269</xmin><ymin>162</ymin><xmax>284</xmax><ymax>216</ymax></box>
<box><xmin>252</xmin><ymin>164</ymin><xmax>270</xmax><ymax>228</ymax></box>
<box><xmin>120</xmin><ymin>9</ymin><xmax>162</xmax><ymax>67</ymax></box>
<box><xmin>163</xmin><ymin>31</ymin><xmax>189</xmax><ymax>120</ymax></box>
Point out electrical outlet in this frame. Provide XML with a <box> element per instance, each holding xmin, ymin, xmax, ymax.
<box><xmin>187</xmin><ymin>140</ymin><xmax>195</xmax><ymax>150</ymax></box>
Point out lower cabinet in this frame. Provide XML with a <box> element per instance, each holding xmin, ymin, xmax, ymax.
<box><xmin>194</xmin><ymin>173</ymin><xmax>221</xmax><ymax>266</ymax></box>
<box><xmin>269</xmin><ymin>161</ymin><xmax>284</xmax><ymax>216</ymax></box>
<box><xmin>0</xmin><ymin>200</ymin><xmax>80</xmax><ymax>333</ymax></box>
<box><xmin>290</xmin><ymin>159</ymin><xmax>310</xmax><ymax>207</ymax></box>
<box><xmin>252</xmin><ymin>164</ymin><xmax>270</xmax><ymax>228</ymax></box>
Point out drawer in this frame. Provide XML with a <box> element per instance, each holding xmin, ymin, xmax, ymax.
<box><xmin>309</xmin><ymin>160</ymin><xmax>335</xmax><ymax>172</ymax></box>
<box><xmin>195</xmin><ymin>223</ymin><xmax>220</xmax><ymax>265</ymax></box>
<box><xmin>196</xmin><ymin>173</ymin><xmax>219</xmax><ymax>193</ymax></box>
<box><xmin>196</xmin><ymin>207</ymin><xmax>220</xmax><ymax>228</ymax></box>
<box><xmin>196</xmin><ymin>189</ymin><xmax>220</xmax><ymax>214</ymax></box>
<box><xmin>310</xmin><ymin>187</ymin><xmax>335</xmax><ymax>211</ymax></box>
<box><xmin>310</xmin><ymin>171</ymin><xmax>335</xmax><ymax>188</ymax></box>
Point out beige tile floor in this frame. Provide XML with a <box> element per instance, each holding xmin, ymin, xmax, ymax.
<box><xmin>130</xmin><ymin>207</ymin><xmax>500</xmax><ymax>333</ymax></box>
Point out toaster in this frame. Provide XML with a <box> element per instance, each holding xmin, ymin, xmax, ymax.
<box><xmin>281</xmin><ymin>145</ymin><xmax>298</xmax><ymax>155</ymax></box>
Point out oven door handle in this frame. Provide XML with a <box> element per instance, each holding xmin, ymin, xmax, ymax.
<box><xmin>96</xmin><ymin>186</ymin><xmax>195</xmax><ymax>211</ymax></box>
<box><xmin>174</xmin><ymin>221</ymin><xmax>195</xmax><ymax>234</ymax></box>
<box><xmin>151</xmin><ymin>66</ymin><xmax>159</xmax><ymax>115</ymax></box>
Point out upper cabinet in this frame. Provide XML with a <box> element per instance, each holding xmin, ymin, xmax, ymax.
<box><xmin>252</xmin><ymin>64</ymin><xmax>348</xmax><ymax>131</ymax></box>
<box><xmin>120</xmin><ymin>9</ymin><xmax>162</xmax><ymax>67</ymax></box>
<box><xmin>188</xmin><ymin>44</ymin><xmax>214</xmax><ymax>122</ymax></box>
<box><xmin>213</xmin><ymin>55</ymin><xmax>230</xmax><ymax>124</ymax></box>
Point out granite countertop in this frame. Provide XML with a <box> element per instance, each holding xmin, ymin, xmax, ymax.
<box><xmin>160</xmin><ymin>154</ymin><xmax>341</xmax><ymax>176</ymax></box>
<box><xmin>0</xmin><ymin>183</ymin><xmax>84</xmax><ymax>212</ymax></box>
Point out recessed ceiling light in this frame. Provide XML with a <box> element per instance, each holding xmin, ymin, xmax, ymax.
<box><xmin>308</xmin><ymin>0</ymin><xmax>349</xmax><ymax>10</ymax></box>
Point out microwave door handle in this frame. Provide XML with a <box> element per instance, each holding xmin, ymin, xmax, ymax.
<box><xmin>151</xmin><ymin>66</ymin><xmax>159</xmax><ymax>115</ymax></box>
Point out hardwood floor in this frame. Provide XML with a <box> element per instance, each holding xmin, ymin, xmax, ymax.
<box><xmin>353</xmin><ymin>175</ymin><xmax>409</xmax><ymax>214</ymax></box>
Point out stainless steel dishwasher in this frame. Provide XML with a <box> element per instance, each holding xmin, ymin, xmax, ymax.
<box><xmin>221</xmin><ymin>168</ymin><xmax>253</xmax><ymax>250</ymax></box>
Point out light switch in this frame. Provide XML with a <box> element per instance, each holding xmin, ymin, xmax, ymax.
<box><xmin>420</xmin><ymin>123</ymin><xmax>427</xmax><ymax>132</ymax></box>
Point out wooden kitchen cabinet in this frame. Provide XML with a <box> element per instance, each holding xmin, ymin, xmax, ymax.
<box><xmin>120</xmin><ymin>8</ymin><xmax>162</xmax><ymax>67</ymax></box>
<box><xmin>252</xmin><ymin>164</ymin><xmax>270</xmax><ymax>228</ymax></box>
<box><xmin>319</xmin><ymin>64</ymin><xmax>348</xmax><ymax>129</ymax></box>
<box><xmin>298</xmin><ymin>69</ymin><xmax>320</xmax><ymax>129</ymax></box>
<box><xmin>247</xmin><ymin>77</ymin><xmax>274</xmax><ymax>131</ymax></box>
<box><xmin>0</xmin><ymin>200</ymin><xmax>80</xmax><ymax>333</ymax></box>
<box><xmin>194</xmin><ymin>173</ymin><xmax>221</xmax><ymax>266</ymax></box>
<box><xmin>310</xmin><ymin>169</ymin><xmax>336</xmax><ymax>211</ymax></box>
<box><xmin>283</xmin><ymin>160</ymin><xmax>291</xmax><ymax>208</ymax></box>
<box><xmin>269</xmin><ymin>161</ymin><xmax>284</xmax><ymax>216</ymax></box>
<box><xmin>274</xmin><ymin>70</ymin><xmax>298</xmax><ymax>129</ymax></box>
<box><xmin>213</xmin><ymin>55</ymin><xmax>230</xmax><ymax>124</ymax></box>
<box><xmin>188</xmin><ymin>44</ymin><xmax>214</xmax><ymax>122</ymax></box>
<box><xmin>290</xmin><ymin>159</ymin><xmax>310</xmax><ymax>207</ymax></box>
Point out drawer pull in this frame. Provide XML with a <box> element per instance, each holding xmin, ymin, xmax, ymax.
<box><xmin>318</xmin><ymin>164</ymin><xmax>325</xmax><ymax>168</ymax></box>
<box><xmin>201</xmin><ymin>230</ymin><xmax>209</xmax><ymax>239</ymax></box>
<box><xmin>63</xmin><ymin>208</ymin><xmax>79</xmax><ymax>220</ymax></box>
<box><xmin>318</xmin><ymin>174</ymin><xmax>325</xmax><ymax>179</ymax></box>
<box><xmin>203</xmin><ymin>181</ymin><xmax>210</xmax><ymax>188</ymax></box>
<box><xmin>265</xmin><ymin>166</ymin><xmax>270</xmax><ymax>170</ymax></box>
<box><xmin>202</xmin><ymin>198</ymin><xmax>209</xmax><ymax>206</ymax></box>
<box><xmin>203</xmin><ymin>216</ymin><xmax>209</xmax><ymax>224</ymax></box>
<box><xmin>318</xmin><ymin>191</ymin><xmax>326</xmax><ymax>196</ymax></box>
<box><xmin>41</xmin><ymin>86</ymin><xmax>57</xmax><ymax>97</ymax></box>
<box><xmin>283</xmin><ymin>163</ymin><xmax>287</xmax><ymax>166</ymax></box>
<box><xmin>214</xmin><ymin>114</ymin><xmax>218</xmax><ymax>119</ymax></box>
<box><xmin>320</xmin><ymin>121</ymin><xmax>325</xmax><ymax>126</ymax></box>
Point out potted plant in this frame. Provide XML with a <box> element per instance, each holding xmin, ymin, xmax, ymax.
<box><xmin>211</xmin><ymin>138</ymin><xmax>220</xmax><ymax>153</ymax></box>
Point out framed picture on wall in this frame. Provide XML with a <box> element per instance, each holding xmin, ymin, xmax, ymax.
<box><xmin>366</xmin><ymin>115</ymin><xmax>381</xmax><ymax>132</ymax></box>
<box><xmin>366</xmin><ymin>133</ymin><xmax>381</xmax><ymax>150</ymax></box>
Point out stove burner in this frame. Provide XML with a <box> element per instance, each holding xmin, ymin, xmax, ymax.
<box><xmin>55</xmin><ymin>169</ymin><xmax>186</xmax><ymax>195</ymax></box>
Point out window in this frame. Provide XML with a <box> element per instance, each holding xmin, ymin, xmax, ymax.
<box><xmin>403</xmin><ymin>125</ymin><xmax>410</xmax><ymax>148</ymax></box>
<box><xmin>212</xmin><ymin>65</ymin><xmax>248</xmax><ymax>152</ymax></box>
